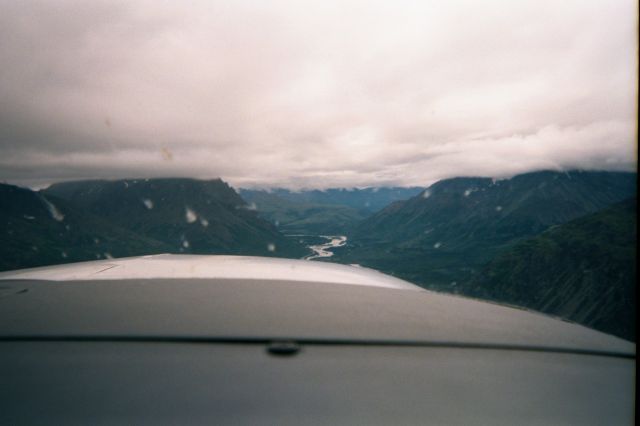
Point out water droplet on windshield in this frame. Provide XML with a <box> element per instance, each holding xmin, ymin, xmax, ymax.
<box><xmin>41</xmin><ymin>196</ymin><xmax>64</xmax><ymax>222</ymax></box>
<box><xmin>267</xmin><ymin>243</ymin><xmax>276</xmax><ymax>252</ymax></box>
<box><xmin>142</xmin><ymin>199</ymin><xmax>154</xmax><ymax>209</ymax></box>
<box><xmin>422</xmin><ymin>190</ymin><xmax>432</xmax><ymax>199</ymax></box>
<box><xmin>433</xmin><ymin>242</ymin><xmax>442</xmax><ymax>249</ymax></box>
<box><xmin>161</xmin><ymin>147</ymin><xmax>173</xmax><ymax>161</ymax></box>
<box><xmin>185</xmin><ymin>207</ymin><xmax>197</xmax><ymax>223</ymax></box>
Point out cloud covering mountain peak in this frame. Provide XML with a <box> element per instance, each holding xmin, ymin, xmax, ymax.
<box><xmin>0</xmin><ymin>0</ymin><xmax>636</xmax><ymax>189</ymax></box>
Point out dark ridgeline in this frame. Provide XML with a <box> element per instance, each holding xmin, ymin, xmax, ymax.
<box><xmin>1</xmin><ymin>178</ymin><xmax>307</xmax><ymax>271</ymax></box>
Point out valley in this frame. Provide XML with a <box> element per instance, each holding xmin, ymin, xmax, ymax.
<box><xmin>298</xmin><ymin>235</ymin><xmax>348</xmax><ymax>260</ymax></box>
<box><xmin>1</xmin><ymin>170</ymin><xmax>636</xmax><ymax>340</ymax></box>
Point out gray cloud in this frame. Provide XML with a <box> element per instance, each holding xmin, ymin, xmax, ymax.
<box><xmin>0</xmin><ymin>0</ymin><xmax>636</xmax><ymax>189</ymax></box>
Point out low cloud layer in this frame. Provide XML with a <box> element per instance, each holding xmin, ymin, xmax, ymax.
<box><xmin>0</xmin><ymin>0</ymin><xmax>636</xmax><ymax>189</ymax></box>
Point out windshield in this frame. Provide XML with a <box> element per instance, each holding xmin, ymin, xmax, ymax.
<box><xmin>0</xmin><ymin>0</ymin><xmax>637</xmax><ymax>342</ymax></box>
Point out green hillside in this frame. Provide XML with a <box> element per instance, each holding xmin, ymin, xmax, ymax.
<box><xmin>0</xmin><ymin>183</ymin><xmax>172</xmax><ymax>271</ymax></box>
<box><xmin>44</xmin><ymin>178</ymin><xmax>307</xmax><ymax>258</ymax></box>
<box><xmin>0</xmin><ymin>178</ymin><xmax>309</xmax><ymax>272</ymax></box>
<box><xmin>460</xmin><ymin>198</ymin><xmax>636</xmax><ymax>341</ymax></box>
<box><xmin>336</xmin><ymin>171</ymin><xmax>637</xmax><ymax>288</ymax></box>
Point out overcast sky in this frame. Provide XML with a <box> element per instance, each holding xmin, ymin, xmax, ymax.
<box><xmin>0</xmin><ymin>0</ymin><xmax>637</xmax><ymax>189</ymax></box>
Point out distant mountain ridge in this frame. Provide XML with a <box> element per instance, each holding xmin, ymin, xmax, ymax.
<box><xmin>237</xmin><ymin>190</ymin><xmax>365</xmax><ymax>234</ymax></box>
<box><xmin>238</xmin><ymin>186</ymin><xmax>424</xmax><ymax>234</ymax></box>
<box><xmin>258</xmin><ymin>187</ymin><xmax>425</xmax><ymax>213</ymax></box>
<box><xmin>337</xmin><ymin>170</ymin><xmax>637</xmax><ymax>288</ymax></box>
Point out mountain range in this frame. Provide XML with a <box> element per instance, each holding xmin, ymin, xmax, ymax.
<box><xmin>1</xmin><ymin>170</ymin><xmax>636</xmax><ymax>340</ymax></box>
<box><xmin>0</xmin><ymin>183</ymin><xmax>172</xmax><ymax>271</ymax></box>
<box><xmin>238</xmin><ymin>187</ymin><xmax>423</xmax><ymax>234</ymax></box>
<box><xmin>335</xmin><ymin>170</ymin><xmax>636</xmax><ymax>289</ymax></box>
<box><xmin>237</xmin><ymin>190</ymin><xmax>365</xmax><ymax>234</ymax></box>
<box><xmin>1</xmin><ymin>178</ymin><xmax>307</xmax><ymax>271</ymax></box>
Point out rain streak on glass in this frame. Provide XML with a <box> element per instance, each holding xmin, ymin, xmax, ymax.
<box><xmin>41</xmin><ymin>196</ymin><xmax>64</xmax><ymax>222</ymax></box>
